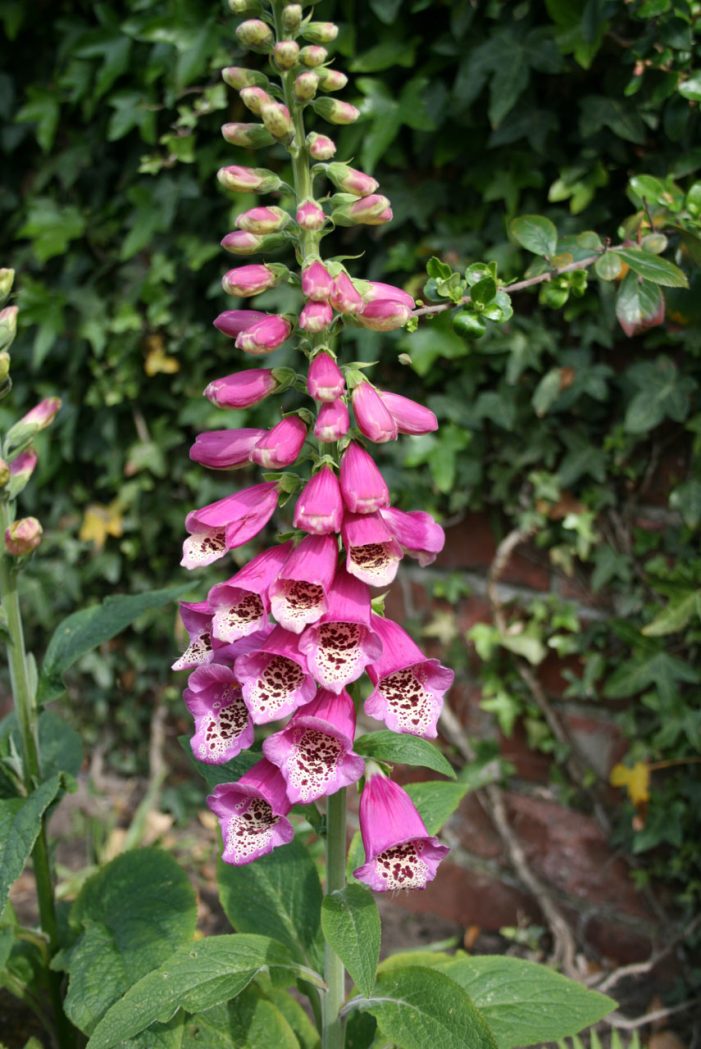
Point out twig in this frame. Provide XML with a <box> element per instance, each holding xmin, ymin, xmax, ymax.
<box><xmin>591</xmin><ymin>914</ymin><xmax>701</xmax><ymax>993</ymax></box>
<box><xmin>607</xmin><ymin>997</ymin><xmax>701</xmax><ymax>1031</ymax></box>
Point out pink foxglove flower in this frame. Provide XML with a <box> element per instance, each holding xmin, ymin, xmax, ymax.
<box><xmin>339</xmin><ymin>443</ymin><xmax>390</xmax><ymax>514</ymax></box>
<box><xmin>213</xmin><ymin>309</ymin><xmax>267</xmax><ymax>338</ymax></box>
<box><xmin>182</xmin><ymin>482</ymin><xmax>279</xmax><ymax>569</ymax></box>
<box><xmin>299</xmin><ymin>300</ymin><xmax>333</xmax><ymax>333</ymax></box>
<box><xmin>307</xmin><ymin>132</ymin><xmax>336</xmax><ymax>159</ymax></box>
<box><xmin>301</xmin><ymin>260</ymin><xmax>334</xmax><ymax>301</ymax></box>
<box><xmin>325</xmin><ymin>163</ymin><xmax>379</xmax><ymax>197</ymax></box>
<box><xmin>221</xmin><ymin>231</ymin><xmax>278</xmax><ymax>255</ymax></box>
<box><xmin>294</xmin><ymin>466</ymin><xmax>343</xmax><ymax>535</ymax></box>
<box><xmin>314</xmin><ymin>399</ymin><xmax>350</xmax><ymax>442</ymax></box>
<box><xmin>190</xmin><ymin>428</ymin><xmax>266</xmax><ymax>469</ymax></box>
<box><xmin>354</xmin><ymin>773</ymin><xmax>449</xmax><ymax>891</ymax></box>
<box><xmin>9</xmin><ymin>449</ymin><xmax>38</xmax><ymax>485</ymax></box>
<box><xmin>365</xmin><ymin>615</ymin><xmax>454</xmax><ymax>738</ymax></box>
<box><xmin>342</xmin><ymin>511</ymin><xmax>402</xmax><ymax>587</ymax></box>
<box><xmin>172</xmin><ymin>601</ymin><xmax>215</xmax><ymax>671</ymax></box>
<box><xmin>349</xmin><ymin>194</ymin><xmax>390</xmax><ymax>221</ymax></box>
<box><xmin>298</xmin><ymin>569</ymin><xmax>382</xmax><ymax>694</ymax></box>
<box><xmin>217</xmin><ymin>166</ymin><xmax>283</xmax><ymax>194</ymax></box>
<box><xmin>352</xmin><ymin>383</ymin><xmax>398</xmax><ymax>444</ymax></box>
<box><xmin>5</xmin><ymin>518</ymin><xmax>42</xmax><ymax>556</ymax></box>
<box><xmin>222</xmin><ymin>264</ymin><xmax>281</xmax><ymax>297</ymax></box>
<box><xmin>379</xmin><ymin>391</ymin><xmax>437</xmax><ymax>435</ymax></box>
<box><xmin>205</xmin><ymin>368</ymin><xmax>278</xmax><ymax>409</ymax></box>
<box><xmin>214</xmin><ymin>312</ymin><xmax>292</xmax><ymax>354</ymax></box>
<box><xmin>269</xmin><ymin>534</ymin><xmax>338</xmax><ymax>634</ymax></box>
<box><xmin>207</xmin><ymin>543</ymin><xmax>292</xmax><ymax>642</ymax></box>
<box><xmin>307</xmin><ymin>352</ymin><xmax>344</xmax><ymax>402</ymax></box>
<box><xmin>184</xmin><ymin>664</ymin><xmax>253</xmax><ymax>764</ymax></box>
<box><xmin>235</xmin><ymin>206</ymin><xmax>290</xmax><ymax>234</ymax></box>
<box><xmin>239</xmin><ymin>86</ymin><xmax>275</xmax><ymax>116</ymax></box>
<box><xmin>297</xmin><ymin>199</ymin><xmax>326</xmax><ymax>231</ymax></box>
<box><xmin>235</xmin><ymin>625</ymin><xmax>316</xmax><ymax>723</ymax></box>
<box><xmin>250</xmin><ymin>416</ymin><xmax>307</xmax><ymax>468</ymax></box>
<box><xmin>356</xmin><ymin>300</ymin><xmax>412</xmax><ymax>332</ymax></box>
<box><xmin>362</xmin><ymin>281</ymin><xmax>415</xmax><ymax>309</ymax></box>
<box><xmin>380</xmin><ymin>507</ymin><xmax>445</xmax><ymax>566</ymax></box>
<box><xmin>20</xmin><ymin>398</ymin><xmax>62</xmax><ymax>430</ymax></box>
<box><xmin>263</xmin><ymin>689</ymin><xmax>364</xmax><ymax>803</ymax></box>
<box><xmin>208</xmin><ymin>759</ymin><xmax>294</xmax><ymax>866</ymax></box>
<box><xmin>330</xmin><ymin>272</ymin><xmax>364</xmax><ymax>315</ymax></box>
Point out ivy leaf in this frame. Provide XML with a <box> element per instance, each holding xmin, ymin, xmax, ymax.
<box><xmin>17</xmin><ymin>198</ymin><xmax>86</xmax><ymax>263</ymax></box>
<box><xmin>610</xmin><ymin>762</ymin><xmax>650</xmax><ymax>806</ymax></box>
<box><xmin>321</xmin><ymin>884</ymin><xmax>381</xmax><ymax>997</ymax></box>
<box><xmin>614</xmin><ymin>248</ymin><xmax>688</xmax><ymax>288</ymax></box>
<box><xmin>624</xmin><ymin>357</ymin><xmax>695</xmax><ymax>433</ymax></box>
<box><xmin>510</xmin><ymin>215</ymin><xmax>558</xmax><ymax>256</ymax></box>
<box><xmin>670</xmin><ymin>478</ymin><xmax>701</xmax><ymax>528</ymax></box>
<box><xmin>615</xmin><ymin>274</ymin><xmax>665</xmax><ymax>338</ymax></box>
<box><xmin>642</xmin><ymin>592</ymin><xmax>701</xmax><ymax>636</ymax></box>
<box><xmin>604</xmin><ymin>651</ymin><xmax>699</xmax><ymax>703</ymax></box>
<box><xmin>354</xmin><ymin>731</ymin><xmax>456</xmax><ymax>779</ymax></box>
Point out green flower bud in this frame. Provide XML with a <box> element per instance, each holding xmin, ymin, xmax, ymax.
<box><xmin>294</xmin><ymin>70</ymin><xmax>319</xmax><ymax>101</ymax></box>
<box><xmin>273</xmin><ymin>40</ymin><xmax>300</xmax><ymax>70</ymax></box>
<box><xmin>312</xmin><ymin>97</ymin><xmax>359</xmax><ymax>125</ymax></box>
<box><xmin>317</xmin><ymin>68</ymin><xmax>348</xmax><ymax>92</ymax></box>
<box><xmin>222</xmin><ymin>66</ymin><xmax>270</xmax><ymax>90</ymax></box>
<box><xmin>5</xmin><ymin>516</ymin><xmax>43</xmax><ymax>557</ymax></box>
<box><xmin>0</xmin><ymin>459</ymin><xmax>10</xmax><ymax>489</ymax></box>
<box><xmin>302</xmin><ymin>22</ymin><xmax>339</xmax><ymax>44</ymax></box>
<box><xmin>260</xmin><ymin>102</ymin><xmax>293</xmax><ymax>140</ymax></box>
<box><xmin>221</xmin><ymin>122</ymin><xmax>275</xmax><ymax>148</ymax></box>
<box><xmin>0</xmin><ymin>306</ymin><xmax>18</xmax><ymax>353</ymax></box>
<box><xmin>0</xmin><ymin>269</ymin><xmax>14</xmax><ymax>307</ymax></box>
<box><xmin>235</xmin><ymin>19</ymin><xmax>273</xmax><ymax>50</ymax></box>
<box><xmin>300</xmin><ymin>45</ymin><xmax>328</xmax><ymax>67</ymax></box>
<box><xmin>282</xmin><ymin>4</ymin><xmax>302</xmax><ymax>32</ymax></box>
<box><xmin>228</xmin><ymin>0</ymin><xmax>262</xmax><ymax>11</ymax></box>
<box><xmin>0</xmin><ymin>352</ymin><xmax>10</xmax><ymax>383</ymax></box>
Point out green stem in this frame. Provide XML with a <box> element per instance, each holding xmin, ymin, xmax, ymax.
<box><xmin>0</xmin><ymin>500</ymin><xmax>75</xmax><ymax>1049</ymax></box>
<box><xmin>322</xmin><ymin>788</ymin><xmax>347</xmax><ymax>1049</ymax></box>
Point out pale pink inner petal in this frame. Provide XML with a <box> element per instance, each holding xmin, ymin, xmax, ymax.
<box><xmin>182</xmin><ymin>531</ymin><xmax>227</xmax><ymax>568</ymax></box>
<box><xmin>374</xmin><ymin>839</ymin><xmax>431</xmax><ymax>889</ymax></box>
<box><xmin>272</xmin><ymin>581</ymin><xmax>325</xmax><ymax>629</ymax></box>
<box><xmin>172</xmin><ymin>631</ymin><xmax>212</xmax><ymax>671</ymax></box>
<box><xmin>224</xmin><ymin>796</ymin><xmax>279</xmax><ymax>863</ymax></box>
<box><xmin>196</xmin><ymin>689</ymin><xmax>249</xmax><ymax>761</ymax></box>
<box><xmin>287</xmin><ymin>729</ymin><xmax>343</xmax><ymax>801</ymax></box>
<box><xmin>379</xmin><ymin>667</ymin><xmax>437</xmax><ymax>734</ymax></box>
<box><xmin>348</xmin><ymin>542</ymin><xmax>399</xmax><ymax>585</ymax></box>
<box><xmin>312</xmin><ymin>623</ymin><xmax>364</xmax><ymax>687</ymax></box>
<box><xmin>248</xmin><ymin>655</ymin><xmax>305</xmax><ymax>719</ymax></box>
<box><xmin>212</xmin><ymin>593</ymin><xmax>266</xmax><ymax>641</ymax></box>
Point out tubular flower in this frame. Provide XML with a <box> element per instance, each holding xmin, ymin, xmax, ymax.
<box><xmin>301</xmin><ymin>260</ymin><xmax>334</xmax><ymax>301</ymax></box>
<box><xmin>339</xmin><ymin>443</ymin><xmax>390</xmax><ymax>514</ymax></box>
<box><xmin>184</xmin><ymin>664</ymin><xmax>253</xmax><ymax>764</ymax></box>
<box><xmin>182</xmin><ymin>482</ymin><xmax>279</xmax><ymax>569</ymax></box>
<box><xmin>380</xmin><ymin>507</ymin><xmax>445</xmax><ymax>566</ymax></box>
<box><xmin>189</xmin><ymin>428</ymin><xmax>266</xmax><ymax>469</ymax></box>
<box><xmin>351</xmin><ymin>382</ymin><xmax>398</xmax><ymax>444</ymax></box>
<box><xmin>354</xmin><ymin>773</ymin><xmax>449</xmax><ymax>891</ymax></box>
<box><xmin>298</xmin><ymin>569</ymin><xmax>382</xmax><ymax>694</ymax></box>
<box><xmin>250</xmin><ymin>415</ymin><xmax>307</xmax><ymax>468</ymax></box>
<box><xmin>294</xmin><ymin>466</ymin><xmax>344</xmax><ymax>535</ymax></box>
<box><xmin>208</xmin><ymin>759</ymin><xmax>294</xmax><ymax>866</ymax></box>
<box><xmin>204</xmin><ymin>368</ymin><xmax>279</xmax><ymax>409</ymax></box>
<box><xmin>269</xmin><ymin>534</ymin><xmax>338</xmax><ymax>634</ymax></box>
<box><xmin>235</xmin><ymin>625</ymin><xmax>316</xmax><ymax>724</ymax></box>
<box><xmin>330</xmin><ymin>271</ymin><xmax>364</xmax><ymax>315</ymax></box>
<box><xmin>263</xmin><ymin>689</ymin><xmax>364</xmax><ymax>803</ymax></box>
<box><xmin>221</xmin><ymin>263</ymin><xmax>283</xmax><ymax>297</ymax></box>
<box><xmin>307</xmin><ymin>351</ymin><xmax>345</xmax><ymax>402</ymax></box>
<box><xmin>172</xmin><ymin>601</ymin><xmax>215</xmax><ymax>671</ymax></box>
<box><xmin>365</xmin><ymin>615</ymin><xmax>454</xmax><ymax>738</ymax></box>
<box><xmin>207</xmin><ymin>543</ymin><xmax>292</xmax><ymax>643</ymax></box>
<box><xmin>342</xmin><ymin>511</ymin><xmax>402</xmax><ymax>587</ymax></box>
<box><xmin>379</xmin><ymin>391</ymin><xmax>438</xmax><ymax>435</ymax></box>
<box><xmin>314</xmin><ymin>399</ymin><xmax>350</xmax><ymax>442</ymax></box>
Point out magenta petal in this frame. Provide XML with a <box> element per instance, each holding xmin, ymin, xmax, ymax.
<box><xmin>352</xmin><ymin>383</ymin><xmax>398</xmax><ymax>444</ymax></box>
<box><xmin>190</xmin><ymin>429</ymin><xmax>266</xmax><ymax>469</ymax></box>
<box><xmin>380</xmin><ymin>507</ymin><xmax>445</xmax><ymax>566</ymax></box>
<box><xmin>214</xmin><ymin>309</ymin><xmax>268</xmax><ymax>338</ymax></box>
<box><xmin>208</xmin><ymin>760</ymin><xmax>294</xmax><ymax>865</ymax></box>
<box><xmin>184</xmin><ymin>664</ymin><xmax>253</xmax><ymax>764</ymax></box>
<box><xmin>379</xmin><ymin>391</ymin><xmax>438</xmax><ymax>436</ymax></box>
<box><xmin>339</xmin><ymin>443</ymin><xmax>390</xmax><ymax>514</ymax></box>
<box><xmin>354</xmin><ymin>837</ymin><xmax>449</xmax><ymax>892</ymax></box>
<box><xmin>293</xmin><ymin>466</ymin><xmax>343</xmax><ymax>535</ymax></box>
<box><xmin>298</xmin><ymin>581</ymin><xmax>381</xmax><ymax>693</ymax></box>
<box><xmin>235</xmin><ymin>627</ymin><xmax>316</xmax><ymax>723</ymax></box>
<box><xmin>208</xmin><ymin>543</ymin><xmax>290</xmax><ymax>643</ymax></box>
<box><xmin>250</xmin><ymin>416</ymin><xmax>307</xmax><ymax>469</ymax></box>
<box><xmin>172</xmin><ymin>602</ymin><xmax>214</xmax><ymax>671</ymax></box>
<box><xmin>358</xmin><ymin>774</ymin><xmax>427</xmax><ymax>857</ymax></box>
<box><xmin>342</xmin><ymin>511</ymin><xmax>402</xmax><ymax>587</ymax></box>
<box><xmin>269</xmin><ymin>535</ymin><xmax>338</xmax><ymax>634</ymax></box>
<box><xmin>367</xmin><ymin>614</ymin><xmax>426</xmax><ymax>678</ymax></box>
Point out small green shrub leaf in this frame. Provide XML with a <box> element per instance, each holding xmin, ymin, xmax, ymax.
<box><xmin>511</xmin><ymin>215</ymin><xmax>558</xmax><ymax>257</ymax></box>
<box><xmin>614</xmin><ymin>248</ymin><xmax>688</xmax><ymax>288</ymax></box>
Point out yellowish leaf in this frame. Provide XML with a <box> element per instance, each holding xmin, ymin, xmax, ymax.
<box><xmin>144</xmin><ymin>334</ymin><xmax>179</xmax><ymax>376</ymax></box>
<box><xmin>79</xmin><ymin>502</ymin><xmax>124</xmax><ymax>550</ymax></box>
<box><xmin>610</xmin><ymin>761</ymin><xmax>650</xmax><ymax>805</ymax></box>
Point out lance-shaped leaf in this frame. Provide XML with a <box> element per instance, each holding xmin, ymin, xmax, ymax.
<box><xmin>613</xmin><ymin>248</ymin><xmax>688</xmax><ymax>288</ymax></box>
<box><xmin>322</xmin><ymin>884</ymin><xmax>381</xmax><ymax>997</ymax></box>
<box><xmin>0</xmin><ymin>774</ymin><xmax>61</xmax><ymax>914</ymax></box>
<box><xmin>354</xmin><ymin>731</ymin><xmax>455</xmax><ymax>779</ymax></box>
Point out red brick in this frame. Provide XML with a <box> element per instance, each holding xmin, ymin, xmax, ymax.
<box><xmin>498</xmin><ymin>725</ymin><xmax>553</xmax><ymax>783</ymax></box>
<box><xmin>560</xmin><ymin>711</ymin><xmax>625</xmax><ymax>779</ymax></box>
<box><xmin>439</xmin><ymin>515</ymin><xmax>551</xmax><ymax>591</ymax></box>
<box><xmin>537</xmin><ymin>653</ymin><xmax>583</xmax><ymax>697</ymax></box>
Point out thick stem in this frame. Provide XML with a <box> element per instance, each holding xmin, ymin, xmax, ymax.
<box><xmin>322</xmin><ymin>788</ymin><xmax>347</xmax><ymax>1049</ymax></box>
<box><xmin>0</xmin><ymin>500</ymin><xmax>75</xmax><ymax>1049</ymax></box>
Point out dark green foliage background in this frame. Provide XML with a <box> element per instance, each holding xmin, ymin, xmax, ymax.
<box><xmin>1</xmin><ymin>0</ymin><xmax>700</xmax><ymax>929</ymax></box>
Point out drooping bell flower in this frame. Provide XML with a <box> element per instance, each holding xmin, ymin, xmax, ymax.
<box><xmin>269</xmin><ymin>534</ymin><xmax>338</xmax><ymax>634</ymax></box>
<box><xmin>339</xmin><ymin>443</ymin><xmax>390</xmax><ymax>514</ymax></box>
<box><xmin>294</xmin><ymin>466</ymin><xmax>343</xmax><ymax>535</ymax></box>
<box><xmin>365</xmin><ymin>614</ymin><xmax>454</xmax><ymax>738</ymax></box>
<box><xmin>297</xmin><ymin>199</ymin><xmax>326</xmax><ymax>231</ymax></box>
<box><xmin>222</xmin><ymin>264</ymin><xmax>283</xmax><ymax>298</ymax></box>
<box><xmin>250</xmin><ymin>416</ymin><xmax>307</xmax><ymax>468</ymax></box>
<box><xmin>214</xmin><ymin>311</ymin><xmax>292</xmax><ymax>354</ymax></box>
<box><xmin>213</xmin><ymin>309</ymin><xmax>267</xmax><ymax>338</ymax></box>
<box><xmin>208</xmin><ymin>759</ymin><xmax>294</xmax><ymax>866</ymax></box>
<box><xmin>330</xmin><ymin>271</ymin><xmax>364</xmax><ymax>315</ymax></box>
<box><xmin>356</xmin><ymin>300</ymin><xmax>412</xmax><ymax>332</ymax></box>
<box><xmin>204</xmin><ymin>368</ymin><xmax>279</xmax><ymax>409</ymax></box>
<box><xmin>301</xmin><ymin>260</ymin><xmax>334</xmax><ymax>302</ymax></box>
<box><xmin>342</xmin><ymin>512</ymin><xmax>402</xmax><ymax>588</ymax></box>
<box><xmin>190</xmin><ymin>428</ymin><xmax>266</xmax><ymax>469</ymax></box>
<box><xmin>263</xmin><ymin>689</ymin><xmax>364</xmax><ymax>803</ymax></box>
<box><xmin>380</xmin><ymin>507</ymin><xmax>445</xmax><ymax>567</ymax></box>
<box><xmin>172</xmin><ymin>601</ymin><xmax>215</xmax><ymax>672</ymax></box>
<box><xmin>184</xmin><ymin>663</ymin><xmax>253</xmax><ymax>764</ymax></box>
<box><xmin>361</xmin><ymin>281</ymin><xmax>415</xmax><ymax>309</ymax></box>
<box><xmin>182</xmin><ymin>482</ymin><xmax>279</xmax><ymax>569</ymax></box>
<box><xmin>314</xmin><ymin>399</ymin><xmax>350</xmax><ymax>442</ymax></box>
<box><xmin>207</xmin><ymin>542</ymin><xmax>292</xmax><ymax>642</ymax></box>
<box><xmin>307</xmin><ymin>132</ymin><xmax>336</xmax><ymax>159</ymax></box>
<box><xmin>220</xmin><ymin>231</ymin><xmax>285</xmax><ymax>255</ymax></box>
<box><xmin>235</xmin><ymin>625</ymin><xmax>316</xmax><ymax>723</ymax></box>
<box><xmin>379</xmin><ymin>391</ymin><xmax>438</xmax><ymax>436</ymax></box>
<box><xmin>235</xmin><ymin>206</ymin><xmax>291</xmax><ymax>235</ymax></box>
<box><xmin>307</xmin><ymin>351</ymin><xmax>344</xmax><ymax>402</ymax></box>
<box><xmin>352</xmin><ymin>383</ymin><xmax>398</xmax><ymax>444</ymax></box>
<box><xmin>298</xmin><ymin>569</ymin><xmax>382</xmax><ymax>694</ymax></box>
<box><xmin>353</xmin><ymin>773</ymin><xmax>449</xmax><ymax>891</ymax></box>
<box><xmin>299</xmin><ymin>300</ymin><xmax>333</xmax><ymax>333</ymax></box>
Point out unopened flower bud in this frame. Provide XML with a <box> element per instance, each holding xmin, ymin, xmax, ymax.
<box><xmin>235</xmin><ymin>19</ymin><xmax>273</xmax><ymax>50</ymax></box>
<box><xmin>300</xmin><ymin>45</ymin><xmax>328</xmax><ymax>67</ymax></box>
<box><xmin>282</xmin><ymin>4</ymin><xmax>302</xmax><ymax>32</ymax></box>
<box><xmin>0</xmin><ymin>459</ymin><xmax>9</xmax><ymax>488</ymax></box>
<box><xmin>222</xmin><ymin>263</ymin><xmax>287</xmax><ymax>297</ymax></box>
<box><xmin>235</xmin><ymin>206</ymin><xmax>291</xmax><ymax>234</ymax></box>
<box><xmin>352</xmin><ymin>382</ymin><xmax>398</xmax><ymax>443</ymax></box>
<box><xmin>239</xmin><ymin>86</ymin><xmax>274</xmax><ymax>116</ymax></box>
<box><xmin>228</xmin><ymin>0</ymin><xmax>262</xmax><ymax>12</ymax></box>
<box><xmin>299</xmin><ymin>301</ymin><xmax>333</xmax><ymax>333</ymax></box>
<box><xmin>22</xmin><ymin>397</ymin><xmax>62</xmax><ymax>431</ymax></box>
<box><xmin>302</xmin><ymin>22</ymin><xmax>339</xmax><ymax>44</ymax></box>
<box><xmin>325</xmin><ymin>163</ymin><xmax>379</xmax><ymax>197</ymax></box>
<box><xmin>296</xmin><ymin>199</ymin><xmax>326</xmax><ymax>231</ymax></box>
<box><xmin>273</xmin><ymin>39</ymin><xmax>300</xmax><ymax>70</ymax></box>
<box><xmin>317</xmin><ymin>68</ymin><xmax>348</xmax><ymax>92</ymax></box>
<box><xmin>312</xmin><ymin>98</ymin><xmax>359</xmax><ymax>125</ymax></box>
<box><xmin>330</xmin><ymin>272</ymin><xmax>364</xmax><ymax>315</ymax></box>
<box><xmin>306</xmin><ymin>132</ymin><xmax>337</xmax><ymax>160</ymax></box>
<box><xmin>5</xmin><ymin>517</ymin><xmax>43</xmax><ymax>557</ymax></box>
<box><xmin>261</xmin><ymin>102</ymin><xmax>293</xmax><ymax>140</ymax></box>
<box><xmin>314</xmin><ymin>399</ymin><xmax>350</xmax><ymax>442</ymax></box>
<box><xmin>333</xmin><ymin>193</ymin><xmax>391</xmax><ymax>226</ymax></box>
<box><xmin>0</xmin><ymin>269</ymin><xmax>14</xmax><ymax>307</ymax></box>
<box><xmin>205</xmin><ymin>368</ymin><xmax>279</xmax><ymax>409</ymax></box>
<box><xmin>302</xmin><ymin>261</ymin><xmax>334</xmax><ymax>301</ymax></box>
<box><xmin>220</xmin><ymin>231</ymin><xmax>287</xmax><ymax>255</ymax></box>
<box><xmin>217</xmin><ymin>165</ymin><xmax>282</xmax><ymax>194</ymax></box>
<box><xmin>356</xmin><ymin>299</ymin><xmax>412</xmax><ymax>332</ymax></box>
<box><xmin>0</xmin><ymin>353</ymin><xmax>9</xmax><ymax>383</ymax></box>
<box><xmin>250</xmin><ymin>416</ymin><xmax>307</xmax><ymax>469</ymax></box>
<box><xmin>221</xmin><ymin>123</ymin><xmax>274</xmax><ymax>148</ymax></box>
<box><xmin>307</xmin><ymin>351</ymin><xmax>345</xmax><ymax>402</ymax></box>
<box><xmin>8</xmin><ymin>449</ymin><xmax>38</xmax><ymax>497</ymax></box>
<box><xmin>222</xmin><ymin>66</ymin><xmax>269</xmax><ymax>90</ymax></box>
<box><xmin>294</xmin><ymin>71</ymin><xmax>319</xmax><ymax>101</ymax></box>
<box><xmin>0</xmin><ymin>306</ymin><xmax>18</xmax><ymax>353</ymax></box>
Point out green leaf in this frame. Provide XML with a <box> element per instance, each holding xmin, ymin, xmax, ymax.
<box><xmin>615</xmin><ymin>274</ymin><xmax>664</xmax><ymax>338</ymax></box>
<box><xmin>642</xmin><ymin>592</ymin><xmax>701</xmax><ymax>636</ymax></box>
<box><xmin>614</xmin><ymin>248</ymin><xmax>688</xmax><ymax>288</ymax></box>
<box><xmin>38</xmin><ymin>585</ymin><xmax>191</xmax><ymax>703</ymax></box>
<box><xmin>532</xmin><ymin>368</ymin><xmax>563</xmax><ymax>417</ymax></box>
<box><xmin>38</xmin><ymin>710</ymin><xmax>84</xmax><ymax>779</ymax></box>
<box><xmin>0</xmin><ymin>775</ymin><xmax>61</xmax><ymax>915</ymax></box>
<box><xmin>624</xmin><ymin>357</ymin><xmax>694</xmax><ymax>433</ymax></box>
<box><xmin>404</xmin><ymin>780</ymin><xmax>472</xmax><ymax>834</ymax></box>
<box><xmin>511</xmin><ymin>215</ymin><xmax>558</xmax><ymax>256</ymax></box>
<box><xmin>265</xmin><ymin>988</ymin><xmax>320</xmax><ymax>1049</ymax></box>
<box><xmin>59</xmin><ymin>847</ymin><xmax>197</xmax><ymax>1034</ymax></box>
<box><xmin>604</xmin><ymin>651</ymin><xmax>699</xmax><ymax>703</ymax></box>
<box><xmin>679</xmin><ymin>72</ymin><xmax>701</xmax><ymax>102</ymax></box>
<box><xmin>670</xmin><ymin>478</ymin><xmax>701</xmax><ymax>528</ymax></box>
<box><xmin>17</xmin><ymin>198</ymin><xmax>86</xmax><ymax>263</ymax></box>
<box><xmin>354</xmin><ymin>732</ymin><xmax>456</xmax><ymax>779</ymax></box>
<box><xmin>321</xmin><ymin>885</ymin><xmax>380</xmax><ymax>997</ymax></box>
<box><xmin>353</xmin><ymin>967</ymin><xmax>497</xmax><ymax>1049</ymax></box>
<box><xmin>217</xmin><ymin>838</ymin><xmax>323</xmax><ymax>969</ymax></box>
<box><xmin>594</xmin><ymin>253</ymin><xmax>623</xmax><ymax>281</ymax></box>
<box><xmin>86</xmin><ymin>935</ymin><xmax>323</xmax><ymax>1049</ymax></box>
<box><xmin>188</xmin><ymin>987</ymin><xmax>300</xmax><ymax>1049</ymax></box>
<box><xmin>442</xmin><ymin>955</ymin><xmax>615</xmax><ymax>1048</ymax></box>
